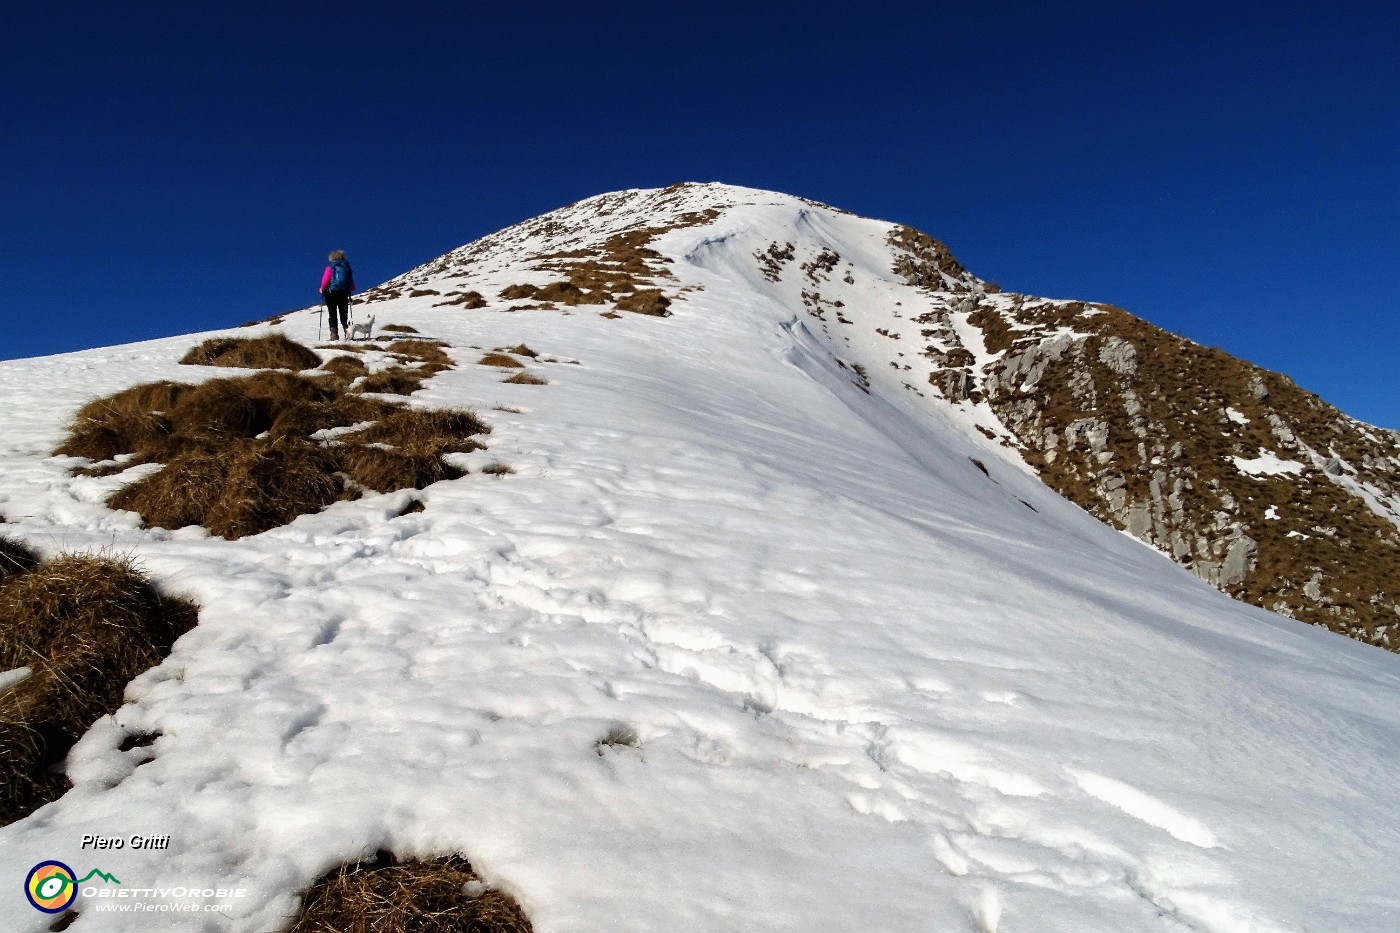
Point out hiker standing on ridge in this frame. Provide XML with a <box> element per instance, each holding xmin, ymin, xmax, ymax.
<box><xmin>320</xmin><ymin>250</ymin><xmax>356</xmax><ymax>340</ymax></box>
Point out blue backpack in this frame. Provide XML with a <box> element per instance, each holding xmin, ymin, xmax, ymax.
<box><xmin>328</xmin><ymin>258</ymin><xmax>353</xmax><ymax>293</ymax></box>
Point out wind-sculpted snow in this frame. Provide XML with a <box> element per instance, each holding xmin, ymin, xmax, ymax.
<box><xmin>1</xmin><ymin>184</ymin><xmax>1398</xmax><ymax>931</ymax></box>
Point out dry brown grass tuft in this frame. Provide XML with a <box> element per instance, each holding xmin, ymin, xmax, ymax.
<box><xmin>502</xmin><ymin>372</ymin><xmax>547</xmax><ymax>385</ymax></box>
<box><xmin>433</xmin><ymin>290</ymin><xmax>488</xmax><ymax>309</ymax></box>
<box><xmin>0</xmin><ymin>554</ymin><xmax>198</xmax><ymax>825</ymax></box>
<box><xmin>335</xmin><ymin>447</ymin><xmax>464</xmax><ymax>493</ymax></box>
<box><xmin>0</xmin><ymin>536</ymin><xmax>41</xmax><ymax>585</ymax></box>
<box><xmin>497</xmin><ymin>344</ymin><xmax>538</xmax><ymax>358</ymax></box>
<box><xmin>269</xmin><ymin>395</ymin><xmax>400</xmax><ymax>439</ymax></box>
<box><xmin>205</xmin><ymin>438</ymin><xmax>349</xmax><ymax>539</ymax></box>
<box><xmin>355</xmin><ymin>368</ymin><xmax>429</xmax><ymax>396</ymax></box>
<box><xmin>498</xmin><ymin>283</ymin><xmax>549</xmax><ymax>304</ymax></box>
<box><xmin>166</xmin><ymin>378</ymin><xmax>275</xmax><ymax>442</ymax></box>
<box><xmin>478</xmin><ymin>353</ymin><xmax>524</xmax><ymax>369</ymax></box>
<box><xmin>380</xmin><ymin>324</ymin><xmax>420</xmax><ymax>334</ymax></box>
<box><xmin>290</xmin><ymin>851</ymin><xmax>532</xmax><ymax>933</ymax></box>
<box><xmin>321</xmin><ymin>355</ymin><xmax>370</xmax><ymax>382</ymax></box>
<box><xmin>613</xmin><ymin>289</ymin><xmax>671</xmax><ymax>316</ymax></box>
<box><xmin>109</xmin><ymin>445</ymin><xmax>234</xmax><ymax>530</ymax></box>
<box><xmin>54</xmin><ymin>381</ymin><xmax>188</xmax><ymax>462</ymax></box>
<box><xmin>386</xmin><ymin>340</ymin><xmax>454</xmax><ymax>369</ymax></box>
<box><xmin>179</xmin><ymin>334</ymin><xmax>322</xmax><ymax>371</ymax></box>
<box><xmin>237</xmin><ymin>309</ymin><xmax>293</xmax><ymax>328</ymax></box>
<box><xmin>343</xmin><ymin>408</ymin><xmax>490</xmax><ymax>456</ymax></box>
<box><xmin>59</xmin><ymin>347</ymin><xmax>489</xmax><ymax>538</ymax></box>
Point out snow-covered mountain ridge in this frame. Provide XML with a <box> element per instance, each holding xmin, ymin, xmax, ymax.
<box><xmin>370</xmin><ymin>182</ymin><xmax>1400</xmax><ymax>652</ymax></box>
<box><xmin>1</xmin><ymin>182</ymin><xmax>1398</xmax><ymax>932</ymax></box>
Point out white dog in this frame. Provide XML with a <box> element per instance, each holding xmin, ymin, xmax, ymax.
<box><xmin>348</xmin><ymin>315</ymin><xmax>375</xmax><ymax>341</ymax></box>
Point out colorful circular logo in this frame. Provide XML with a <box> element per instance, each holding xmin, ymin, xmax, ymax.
<box><xmin>25</xmin><ymin>861</ymin><xmax>77</xmax><ymax>913</ymax></box>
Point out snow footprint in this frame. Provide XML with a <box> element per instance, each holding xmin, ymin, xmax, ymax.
<box><xmin>891</xmin><ymin>728</ymin><xmax>1046</xmax><ymax>798</ymax></box>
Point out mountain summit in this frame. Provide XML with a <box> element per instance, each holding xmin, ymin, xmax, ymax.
<box><xmin>0</xmin><ymin>183</ymin><xmax>1397</xmax><ymax>931</ymax></box>
<box><xmin>373</xmin><ymin>181</ymin><xmax>1400</xmax><ymax>651</ymax></box>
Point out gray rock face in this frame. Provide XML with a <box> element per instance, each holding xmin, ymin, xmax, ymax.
<box><xmin>938</xmin><ymin>294</ymin><xmax>1400</xmax><ymax>653</ymax></box>
<box><xmin>1098</xmin><ymin>337</ymin><xmax>1138</xmax><ymax>376</ymax></box>
<box><xmin>989</xmin><ymin>334</ymin><xmax>1081</xmax><ymax>395</ymax></box>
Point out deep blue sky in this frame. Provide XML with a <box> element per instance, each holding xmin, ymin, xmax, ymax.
<box><xmin>3</xmin><ymin>2</ymin><xmax>1397</xmax><ymax>426</ymax></box>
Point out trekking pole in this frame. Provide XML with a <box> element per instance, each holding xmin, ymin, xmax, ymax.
<box><xmin>318</xmin><ymin>295</ymin><xmax>326</xmax><ymax>341</ymax></box>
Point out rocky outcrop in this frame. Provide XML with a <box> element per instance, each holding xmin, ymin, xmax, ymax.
<box><xmin>951</xmin><ymin>296</ymin><xmax>1400</xmax><ymax>650</ymax></box>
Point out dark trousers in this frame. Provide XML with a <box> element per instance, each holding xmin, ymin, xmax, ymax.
<box><xmin>325</xmin><ymin>291</ymin><xmax>350</xmax><ymax>336</ymax></box>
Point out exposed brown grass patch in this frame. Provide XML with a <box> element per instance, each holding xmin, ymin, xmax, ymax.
<box><xmin>0</xmin><ymin>536</ymin><xmax>41</xmax><ymax>586</ymax></box>
<box><xmin>341</xmin><ymin>408</ymin><xmax>490</xmax><ymax>456</ymax></box>
<box><xmin>58</xmin><ymin>353</ymin><xmax>489</xmax><ymax>538</ymax></box>
<box><xmin>321</xmin><ymin>355</ymin><xmax>370</xmax><ymax>382</ymax></box>
<box><xmin>968</xmin><ymin>303</ymin><xmax>1014</xmax><ymax>354</ymax></box>
<box><xmin>613</xmin><ymin>289</ymin><xmax>671</xmax><ymax>316</ymax></box>
<box><xmin>888</xmin><ymin>225</ymin><xmax>970</xmax><ymax>291</ymax></box>
<box><xmin>497</xmin><ymin>209</ymin><xmax>720</xmax><ymax>318</ymax></box>
<box><xmin>497</xmin><ymin>344</ymin><xmax>538</xmax><ymax>358</ymax></box>
<box><xmin>356</xmin><ymin>368</ymin><xmax>429</xmax><ymax>396</ymax></box>
<box><xmin>269</xmin><ymin>394</ymin><xmax>401</xmax><ymax>439</ymax></box>
<box><xmin>380</xmin><ymin>324</ymin><xmax>420</xmax><ymax>334</ymax></box>
<box><xmin>335</xmin><ymin>447</ymin><xmax>464</xmax><ymax>493</ymax></box>
<box><xmin>479</xmin><ymin>353</ymin><xmax>525</xmax><ymax>368</ymax></box>
<box><xmin>433</xmin><ymin>290</ymin><xmax>488</xmax><ymax>309</ymax></box>
<box><xmin>755</xmin><ymin>241</ymin><xmax>796</xmax><ymax>282</ymax></box>
<box><xmin>238</xmin><ymin>310</ymin><xmax>294</xmax><ymax>328</ymax></box>
<box><xmin>481</xmin><ymin>462</ymin><xmax>515</xmax><ymax>476</ymax></box>
<box><xmin>387</xmin><ymin>340</ymin><xmax>454</xmax><ymax>369</ymax></box>
<box><xmin>290</xmin><ymin>851</ymin><xmax>531</xmax><ymax>933</ymax></box>
<box><xmin>109</xmin><ymin>446</ymin><xmax>235</xmax><ymax>530</ymax></box>
<box><xmin>200</xmin><ymin>439</ymin><xmax>348</xmax><ymax>540</ymax></box>
<box><xmin>54</xmin><ymin>381</ymin><xmax>188</xmax><ymax>463</ymax></box>
<box><xmin>0</xmin><ymin>553</ymin><xmax>198</xmax><ymax>825</ymax></box>
<box><xmin>180</xmin><ymin>334</ymin><xmax>321</xmax><ymax>371</ymax></box>
<box><xmin>502</xmin><ymin>372</ymin><xmax>547</xmax><ymax>385</ymax></box>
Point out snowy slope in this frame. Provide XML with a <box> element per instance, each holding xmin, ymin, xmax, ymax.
<box><xmin>2</xmin><ymin>183</ymin><xmax>1399</xmax><ymax>932</ymax></box>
